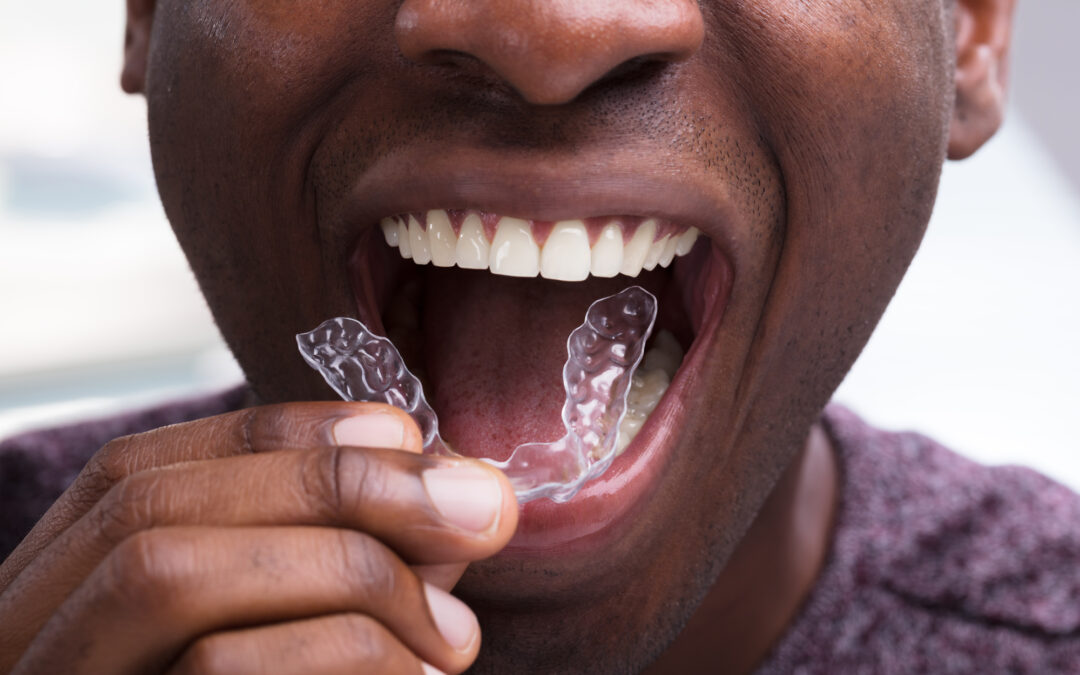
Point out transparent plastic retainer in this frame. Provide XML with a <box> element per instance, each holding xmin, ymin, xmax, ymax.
<box><xmin>297</xmin><ymin>286</ymin><xmax>657</xmax><ymax>503</ymax></box>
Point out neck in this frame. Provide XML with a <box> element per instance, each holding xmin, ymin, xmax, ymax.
<box><xmin>644</xmin><ymin>420</ymin><xmax>839</xmax><ymax>674</ymax></box>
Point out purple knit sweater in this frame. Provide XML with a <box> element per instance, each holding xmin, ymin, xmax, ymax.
<box><xmin>2</xmin><ymin>395</ymin><xmax>1079</xmax><ymax>672</ymax></box>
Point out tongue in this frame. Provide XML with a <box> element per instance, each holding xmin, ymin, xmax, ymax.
<box><xmin>423</xmin><ymin>268</ymin><xmax>651</xmax><ymax>461</ymax></box>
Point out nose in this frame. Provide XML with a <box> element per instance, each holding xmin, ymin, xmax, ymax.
<box><xmin>394</xmin><ymin>0</ymin><xmax>705</xmax><ymax>105</ymax></box>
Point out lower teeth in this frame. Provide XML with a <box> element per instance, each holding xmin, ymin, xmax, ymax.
<box><xmin>297</xmin><ymin>286</ymin><xmax>673</xmax><ymax>503</ymax></box>
<box><xmin>614</xmin><ymin>331</ymin><xmax>684</xmax><ymax>456</ymax></box>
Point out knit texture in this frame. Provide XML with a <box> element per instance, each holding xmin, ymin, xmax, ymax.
<box><xmin>757</xmin><ymin>406</ymin><xmax>1080</xmax><ymax>673</ymax></box>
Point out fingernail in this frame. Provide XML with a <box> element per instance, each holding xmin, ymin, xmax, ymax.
<box><xmin>424</xmin><ymin>583</ymin><xmax>479</xmax><ymax>652</ymax></box>
<box><xmin>422</xmin><ymin>663</ymin><xmax>447</xmax><ymax>675</ymax></box>
<box><xmin>333</xmin><ymin>414</ymin><xmax>406</xmax><ymax>449</ymax></box>
<box><xmin>422</xmin><ymin>465</ymin><xmax>503</xmax><ymax>533</ymax></box>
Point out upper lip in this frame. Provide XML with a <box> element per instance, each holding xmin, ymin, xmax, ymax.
<box><xmin>330</xmin><ymin>143</ymin><xmax>740</xmax><ymax>254</ymax></box>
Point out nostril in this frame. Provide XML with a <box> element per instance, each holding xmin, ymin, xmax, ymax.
<box><xmin>419</xmin><ymin>49</ymin><xmax>474</xmax><ymax>68</ymax></box>
<box><xmin>595</xmin><ymin>55</ymin><xmax>670</xmax><ymax>88</ymax></box>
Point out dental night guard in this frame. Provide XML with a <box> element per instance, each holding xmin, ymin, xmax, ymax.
<box><xmin>297</xmin><ymin>286</ymin><xmax>658</xmax><ymax>503</ymax></box>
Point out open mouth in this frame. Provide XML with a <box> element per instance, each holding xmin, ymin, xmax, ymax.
<box><xmin>349</xmin><ymin>208</ymin><xmax>732</xmax><ymax>550</ymax></box>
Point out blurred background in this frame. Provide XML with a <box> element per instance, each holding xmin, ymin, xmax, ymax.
<box><xmin>1</xmin><ymin>3</ymin><xmax>1078</xmax><ymax>486</ymax></box>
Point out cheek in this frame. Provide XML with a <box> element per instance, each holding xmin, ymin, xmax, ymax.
<box><xmin>145</xmin><ymin>0</ymin><xmax>396</xmax><ymax>401</ymax></box>
<box><xmin>705</xmin><ymin>1</ymin><xmax>953</xmax><ymax>453</ymax></box>
<box><xmin>700</xmin><ymin>1</ymin><xmax>952</xmax><ymax>315</ymax></box>
<box><xmin>757</xmin><ymin>0</ymin><xmax>952</xmax><ymax>326</ymax></box>
<box><xmin>732</xmin><ymin>0</ymin><xmax>952</xmax><ymax>176</ymax></box>
<box><xmin>159</xmin><ymin>0</ymin><xmax>397</xmax><ymax>92</ymax></box>
<box><xmin>146</xmin><ymin>0</ymin><xmax>394</xmax><ymax>171</ymax></box>
<box><xmin>145</xmin><ymin>0</ymin><xmax>402</xmax><ymax>262</ymax></box>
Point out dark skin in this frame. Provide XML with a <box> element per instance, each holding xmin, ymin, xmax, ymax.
<box><xmin>0</xmin><ymin>0</ymin><xmax>1015</xmax><ymax>672</ymax></box>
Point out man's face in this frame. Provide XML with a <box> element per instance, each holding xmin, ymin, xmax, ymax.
<box><xmin>139</xmin><ymin>0</ymin><xmax>956</xmax><ymax>670</ymax></box>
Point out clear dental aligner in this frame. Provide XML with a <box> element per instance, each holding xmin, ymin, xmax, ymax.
<box><xmin>297</xmin><ymin>286</ymin><xmax>658</xmax><ymax>503</ymax></box>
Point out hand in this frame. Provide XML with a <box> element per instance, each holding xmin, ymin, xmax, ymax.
<box><xmin>0</xmin><ymin>402</ymin><xmax>518</xmax><ymax>674</ymax></box>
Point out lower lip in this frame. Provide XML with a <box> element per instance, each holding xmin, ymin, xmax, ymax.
<box><xmin>350</xmin><ymin>229</ymin><xmax>732</xmax><ymax>553</ymax></box>
<box><xmin>502</xmin><ymin>247</ymin><xmax>731</xmax><ymax>554</ymax></box>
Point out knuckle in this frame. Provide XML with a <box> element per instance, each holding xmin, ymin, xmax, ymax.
<box><xmin>90</xmin><ymin>475</ymin><xmax>153</xmax><ymax>545</ymax></box>
<box><xmin>340</xmin><ymin>613</ymin><xmax>396</xmax><ymax>664</ymax></box>
<box><xmin>102</xmin><ymin>529</ymin><xmax>191</xmax><ymax>618</ymax></box>
<box><xmin>236</xmin><ymin>407</ymin><xmax>259</xmax><ymax>455</ymax></box>
<box><xmin>334</xmin><ymin>530</ymin><xmax>401</xmax><ymax>603</ymax></box>
<box><xmin>97</xmin><ymin>434</ymin><xmax>136</xmax><ymax>478</ymax></box>
<box><xmin>76</xmin><ymin>435</ymin><xmax>137</xmax><ymax>503</ymax></box>
<box><xmin>303</xmin><ymin>445</ymin><xmax>379</xmax><ymax>520</ymax></box>
<box><xmin>303</xmin><ymin>445</ymin><xmax>347</xmax><ymax>519</ymax></box>
<box><xmin>175</xmin><ymin>634</ymin><xmax>235</xmax><ymax>675</ymax></box>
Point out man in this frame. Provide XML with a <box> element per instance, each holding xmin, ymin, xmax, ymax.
<box><xmin>4</xmin><ymin>0</ymin><xmax>1071</xmax><ymax>672</ymax></box>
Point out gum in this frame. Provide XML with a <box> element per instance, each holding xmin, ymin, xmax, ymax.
<box><xmin>297</xmin><ymin>286</ymin><xmax>657</xmax><ymax>503</ymax></box>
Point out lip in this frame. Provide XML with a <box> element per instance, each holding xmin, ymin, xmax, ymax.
<box><xmin>338</xmin><ymin>147</ymin><xmax>738</xmax><ymax>554</ymax></box>
<box><xmin>332</xmin><ymin>144</ymin><xmax>742</xmax><ymax>252</ymax></box>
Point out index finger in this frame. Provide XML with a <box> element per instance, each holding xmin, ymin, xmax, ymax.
<box><xmin>104</xmin><ymin>400</ymin><xmax>425</xmax><ymax>468</ymax></box>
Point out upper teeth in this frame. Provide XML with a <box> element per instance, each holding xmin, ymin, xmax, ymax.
<box><xmin>380</xmin><ymin>210</ymin><xmax>701</xmax><ymax>280</ymax></box>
